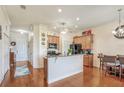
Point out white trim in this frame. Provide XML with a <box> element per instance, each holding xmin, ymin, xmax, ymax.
<box><xmin>48</xmin><ymin>70</ymin><xmax>82</xmax><ymax>84</ymax></box>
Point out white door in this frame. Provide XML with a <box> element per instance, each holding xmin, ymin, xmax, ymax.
<box><xmin>16</xmin><ymin>38</ymin><xmax>28</xmax><ymax>61</ymax></box>
<box><xmin>3</xmin><ymin>34</ymin><xmax>9</xmax><ymax>75</ymax></box>
<box><xmin>10</xmin><ymin>32</ymin><xmax>28</xmax><ymax>62</ymax></box>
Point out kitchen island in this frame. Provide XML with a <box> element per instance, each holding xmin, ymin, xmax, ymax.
<box><xmin>44</xmin><ymin>54</ymin><xmax>83</xmax><ymax>84</ymax></box>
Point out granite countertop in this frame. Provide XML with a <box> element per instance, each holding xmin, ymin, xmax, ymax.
<box><xmin>44</xmin><ymin>54</ymin><xmax>83</xmax><ymax>58</ymax></box>
<box><xmin>44</xmin><ymin>53</ymin><xmax>93</xmax><ymax>59</ymax></box>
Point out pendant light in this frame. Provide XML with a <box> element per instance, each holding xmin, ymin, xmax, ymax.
<box><xmin>112</xmin><ymin>9</ymin><xmax>124</xmax><ymax>39</ymax></box>
<box><xmin>60</xmin><ymin>22</ymin><xmax>68</xmax><ymax>34</ymax></box>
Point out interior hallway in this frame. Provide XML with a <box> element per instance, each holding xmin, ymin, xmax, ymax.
<box><xmin>1</xmin><ymin>63</ymin><xmax>124</xmax><ymax>87</ymax></box>
<box><xmin>0</xmin><ymin>62</ymin><xmax>46</xmax><ymax>87</ymax></box>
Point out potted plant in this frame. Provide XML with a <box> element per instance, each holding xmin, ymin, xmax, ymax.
<box><xmin>67</xmin><ymin>48</ymin><xmax>72</xmax><ymax>56</ymax></box>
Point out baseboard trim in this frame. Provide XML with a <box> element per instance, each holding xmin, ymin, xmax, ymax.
<box><xmin>48</xmin><ymin>70</ymin><xmax>83</xmax><ymax>84</ymax></box>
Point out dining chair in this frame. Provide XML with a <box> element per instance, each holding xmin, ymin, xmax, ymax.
<box><xmin>118</xmin><ymin>56</ymin><xmax>124</xmax><ymax>80</ymax></box>
<box><xmin>102</xmin><ymin>55</ymin><xmax>117</xmax><ymax>76</ymax></box>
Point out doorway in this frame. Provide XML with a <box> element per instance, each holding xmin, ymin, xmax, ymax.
<box><xmin>10</xmin><ymin>31</ymin><xmax>29</xmax><ymax>66</ymax></box>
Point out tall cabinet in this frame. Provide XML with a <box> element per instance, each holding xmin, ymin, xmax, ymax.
<box><xmin>73</xmin><ymin>34</ymin><xmax>93</xmax><ymax>67</ymax></box>
<box><xmin>47</xmin><ymin>35</ymin><xmax>59</xmax><ymax>49</ymax></box>
<box><xmin>73</xmin><ymin>34</ymin><xmax>93</xmax><ymax>49</ymax></box>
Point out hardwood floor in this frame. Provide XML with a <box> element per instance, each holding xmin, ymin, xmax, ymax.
<box><xmin>1</xmin><ymin>62</ymin><xmax>46</xmax><ymax>87</ymax></box>
<box><xmin>1</xmin><ymin>64</ymin><xmax>124</xmax><ymax>87</ymax></box>
<box><xmin>49</xmin><ymin>67</ymin><xmax>124</xmax><ymax>87</ymax></box>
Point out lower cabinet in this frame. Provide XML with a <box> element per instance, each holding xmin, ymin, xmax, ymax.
<box><xmin>83</xmin><ymin>55</ymin><xmax>93</xmax><ymax>67</ymax></box>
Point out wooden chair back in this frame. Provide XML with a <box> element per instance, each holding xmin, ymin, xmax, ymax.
<box><xmin>102</xmin><ymin>55</ymin><xmax>116</xmax><ymax>63</ymax></box>
<box><xmin>118</xmin><ymin>56</ymin><xmax>124</xmax><ymax>64</ymax></box>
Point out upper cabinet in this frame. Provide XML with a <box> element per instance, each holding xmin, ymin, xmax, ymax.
<box><xmin>81</xmin><ymin>36</ymin><xmax>86</xmax><ymax>49</ymax></box>
<box><xmin>73</xmin><ymin>36</ymin><xmax>82</xmax><ymax>45</ymax></box>
<box><xmin>47</xmin><ymin>35</ymin><xmax>60</xmax><ymax>49</ymax></box>
<box><xmin>73</xmin><ymin>34</ymin><xmax>93</xmax><ymax>49</ymax></box>
<box><xmin>85</xmin><ymin>35</ymin><xmax>93</xmax><ymax>49</ymax></box>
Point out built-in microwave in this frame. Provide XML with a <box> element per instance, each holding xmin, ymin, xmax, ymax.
<box><xmin>48</xmin><ymin>43</ymin><xmax>57</xmax><ymax>49</ymax></box>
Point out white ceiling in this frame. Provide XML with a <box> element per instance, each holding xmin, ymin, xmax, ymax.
<box><xmin>4</xmin><ymin>5</ymin><xmax>124</xmax><ymax>33</ymax></box>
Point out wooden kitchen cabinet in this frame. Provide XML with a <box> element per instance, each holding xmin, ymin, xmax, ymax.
<box><xmin>73</xmin><ymin>36</ymin><xmax>82</xmax><ymax>45</ymax></box>
<box><xmin>73</xmin><ymin>34</ymin><xmax>93</xmax><ymax>67</ymax></box>
<box><xmin>48</xmin><ymin>35</ymin><xmax>60</xmax><ymax>49</ymax></box>
<box><xmin>52</xmin><ymin>36</ymin><xmax>55</xmax><ymax>43</ymax></box>
<box><xmin>83</xmin><ymin>55</ymin><xmax>89</xmax><ymax>66</ymax></box>
<box><xmin>85</xmin><ymin>35</ymin><xmax>93</xmax><ymax>49</ymax></box>
<box><xmin>56</xmin><ymin>37</ymin><xmax>59</xmax><ymax>47</ymax></box>
<box><xmin>83</xmin><ymin>55</ymin><xmax>93</xmax><ymax>67</ymax></box>
<box><xmin>73</xmin><ymin>34</ymin><xmax>93</xmax><ymax>49</ymax></box>
<box><xmin>81</xmin><ymin>36</ymin><xmax>85</xmax><ymax>49</ymax></box>
<box><xmin>85</xmin><ymin>36</ymin><xmax>90</xmax><ymax>49</ymax></box>
<box><xmin>79</xmin><ymin>37</ymin><xmax>82</xmax><ymax>44</ymax></box>
<box><xmin>88</xmin><ymin>55</ymin><xmax>93</xmax><ymax>67</ymax></box>
<box><xmin>73</xmin><ymin>38</ymin><xmax>76</xmax><ymax>43</ymax></box>
<box><xmin>73</xmin><ymin>36</ymin><xmax>79</xmax><ymax>44</ymax></box>
<box><xmin>48</xmin><ymin>35</ymin><xmax>52</xmax><ymax>43</ymax></box>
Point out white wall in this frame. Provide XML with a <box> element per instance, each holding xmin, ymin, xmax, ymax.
<box><xmin>60</xmin><ymin>33</ymin><xmax>74</xmax><ymax>55</ymax></box>
<box><xmin>32</xmin><ymin>25</ymin><xmax>41</xmax><ymax>68</ymax></box>
<box><xmin>10</xmin><ymin>31</ymin><xmax>28</xmax><ymax>62</ymax></box>
<box><xmin>0</xmin><ymin>6</ymin><xmax>11</xmax><ymax>84</ymax></box>
<box><xmin>39</xmin><ymin>25</ymin><xmax>48</xmax><ymax>68</ymax></box>
<box><xmin>32</xmin><ymin>24</ymin><xmax>48</xmax><ymax>68</ymax></box>
<box><xmin>28</xmin><ymin>34</ymin><xmax>33</xmax><ymax>65</ymax></box>
<box><xmin>0</xmin><ymin>27</ymin><xmax>10</xmax><ymax>84</ymax></box>
<box><xmin>32</xmin><ymin>24</ymin><xmax>76</xmax><ymax>68</ymax></box>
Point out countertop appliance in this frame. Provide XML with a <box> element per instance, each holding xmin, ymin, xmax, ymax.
<box><xmin>70</xmin><ymin>44</ymin><xmax>82</xmax><ymax>54</ymax></box>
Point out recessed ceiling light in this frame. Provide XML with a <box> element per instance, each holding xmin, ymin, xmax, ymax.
<box><xmin>58</xmin><ymin>8</ymin><xmax>62</xmax><ymax>13</ymax></box>
<box><xmin>20</xmin><ymin>31</ymin><xmax>24</xmax><ymax>34</ymax></box>
<box><xmin>75</xmin><ymin>25</ymin><xmax>78</xmax><ymax>28</ymax></box>
<box><xmin>54</xmin><ymin>26</ymin><xmax>57</xmax><ymax>29</ymax></box>
<box><xmin>76</xmin><ymin>17</ymin><xmax>80</xmax><ymax>21</ymax></box>
<box><xmin>61</xmin><ymin>31</ymin><xmax>66</xmax><ymax>34</ymax></box>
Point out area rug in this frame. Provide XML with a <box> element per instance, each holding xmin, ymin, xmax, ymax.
<box><xmin>14</xmin><ymin>65</ymin><xmax>31</xmax><ymax>78</ymax></box>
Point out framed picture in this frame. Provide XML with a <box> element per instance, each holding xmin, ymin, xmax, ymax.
<box><xmin>42</xmin><ymin>38</ymin><xmax>45</xmax><ymax>41</ymax></box>
<box><xmin>41</xmin><ymin>33</ymin><xmax>45</xmax><ymax>37</ymax></box>
<box><xmin>0</xmin><ymin>25</ymin><xmax>2</xmax><ymax>40</ymax></box>
<box><xmin>41</xmin><ymin>42</ymin><xmax>45</xmax><ymax>45</ymax></box>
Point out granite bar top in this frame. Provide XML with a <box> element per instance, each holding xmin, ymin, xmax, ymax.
<box><xmin>44</xmin><ymin>54</ymin><xmax>91</xmax><ymax>59</ymax></box>
<box><xmin>44</xmin><ymin>54</ymin><xmax>93</xmax><ymax>59</ymax></box>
